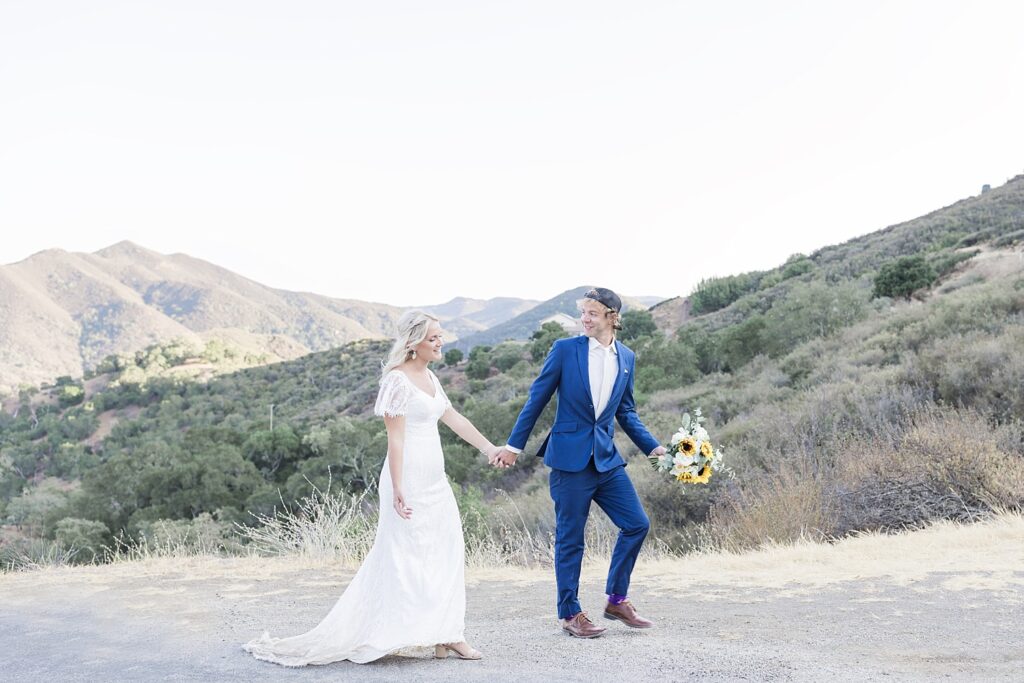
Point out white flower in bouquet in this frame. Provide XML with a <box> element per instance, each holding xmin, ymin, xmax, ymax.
<box><xmin>650</xmin><ymin>407</ymin><xmax>731</xmax><ymax>487</ymax></box>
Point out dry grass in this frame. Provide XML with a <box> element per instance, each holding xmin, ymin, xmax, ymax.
<box><xmin>636</xmin><ymin>510</ymin><xmax>1024</xmax><ymax>597</ymax></box>
<box><xmin>705</xmin><ymin>407</ymin><xmax>1024</xmax><ymax>551</ymax></box>
<box><xmin>5</xmin><ymin>511</ymin><xmax>1020</xmax><ymax>608</ymax></box>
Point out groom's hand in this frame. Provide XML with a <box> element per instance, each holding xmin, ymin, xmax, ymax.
<box><xmin>494</xmin><ymin>447</ymin><xmax>518</xmax><ymax>468</ymax></box>
<box><xmin>650</xmin><ymin>446</ymin><xmax>667</xmax><ymax>457</ymax></box>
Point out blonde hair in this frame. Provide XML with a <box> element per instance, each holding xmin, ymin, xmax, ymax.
<box><xmin>381</xmin><ymin>310</ymin><xmax>440</xmax><ymax>377</ymax></box>
<box><xmin>576</xmin><ymin>297</ymin><xmax>622</xmax><ymax>332</ymax></box>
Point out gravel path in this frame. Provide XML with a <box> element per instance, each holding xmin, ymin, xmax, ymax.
<box><xmin>2</xmin><ymin>550</ymin><xmax>1021</xmax><ymax>682</ymax></box>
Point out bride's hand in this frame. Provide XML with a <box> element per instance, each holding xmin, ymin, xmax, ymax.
<box><xmin>393</xmin><ymin>489</ymin><xmax>412</xmax><ymax>519</ymax></box>
<box><xmin>485</xmin><ymin>445</ymin><xmax>502</xmax><ymax>465</ymax></box>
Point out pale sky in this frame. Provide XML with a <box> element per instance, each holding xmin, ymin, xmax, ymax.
<box><xmin>2</xmin><ymin>1</ymin><xmax>1022</xmax><ymax>305</ymax></box>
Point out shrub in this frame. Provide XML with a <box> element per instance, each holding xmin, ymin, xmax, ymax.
<box><xmin>491</xmin><ymin>342</ymin><xmax>525</xmax><ymax>372</ymax></box>
<box><xmin>690</xmin><ymin>271</ymin><xmax>764</xmax><ymax>315</ymax></box>
<box><xmin>780</xmin><ymin>254</ymin><xmax>814</xmax><ymax>280</ymax></box>
<box><xmin>54</xmin><ymin>517</ymin><xmax>110</xmax><ymax>563</ymax></box>
<box><xmin>530</xmin><ymin>322</ymin><xmax>569</xmax><ymax>362</ymax></box>
<box><xmin>873</xmin><ymin>255</ymin><xmax>936</xmax><ymax>299</ymax></box>
<box><xmin>833</xmin><ymin>408</ymin><xmax>1024</xmax><ymax>533</ymax></box>
<box><xmin>930</xmin><ymin>249</ymin><xmax>979</xmax><ymax>278</ymax></box>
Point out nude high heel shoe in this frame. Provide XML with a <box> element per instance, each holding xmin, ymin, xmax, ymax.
<box><xmin>434</xmin><ymin>642</ymin><xmax>483</xmax><ymax>660</ymax></box>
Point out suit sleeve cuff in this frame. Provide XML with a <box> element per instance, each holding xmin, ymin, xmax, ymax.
<box><xmin>504</xmin><ymin>444</ymin><xmax>523</xmax><ymax>454</ymax></box>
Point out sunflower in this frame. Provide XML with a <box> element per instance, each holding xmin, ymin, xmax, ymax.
<box><xmin>678</xmin><ymin>437</ymin><xmax>697</xmax><ymax>456</ymax></box>
<box><xmin>675</xmin><ymin>470</ymin><xmax>695</xmax><ymax>482</ymax></box>
<box><xmin>700</xmin><ymin>441</ymin><xmax>714</xmax><ymax>458</ymax></box>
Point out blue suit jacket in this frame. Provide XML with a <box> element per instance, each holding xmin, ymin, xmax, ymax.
<box><xmin>507</xmin><ymin>336</ymin><xmax>660</xmax><ymax>472</ymax></box>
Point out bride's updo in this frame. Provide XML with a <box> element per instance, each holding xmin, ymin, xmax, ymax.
<box><xmin>381</xmin><ymin>310</ymin><xmax>440</xmax><ymax>377</ymax></box>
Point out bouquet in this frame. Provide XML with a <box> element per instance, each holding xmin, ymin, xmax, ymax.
<box><xmin>650</xmin><ymin>408</ymin><xmax>726</xmax><ymax>485</ymax></box>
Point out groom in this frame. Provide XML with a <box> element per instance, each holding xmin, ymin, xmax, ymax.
<box><xmin>493</xmin><ymin>287</ymin><xmax>666</xmax><ymax>638</ymax></box>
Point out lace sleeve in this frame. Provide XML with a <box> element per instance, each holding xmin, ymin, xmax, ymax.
<box><xmin>374</xmin><ymin>371</ymin><xmax>411</xmax><ymax>417</ymax></box>
<box><xmin>433</xmin><ymin>371</ymin><xmax>453</xmax><ymax>410</ymax></box>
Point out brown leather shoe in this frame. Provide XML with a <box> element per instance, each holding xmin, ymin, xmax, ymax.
<box><xmin>603</xmin><ymin>599</ymin><xmax>653</xmax><ymax>628</ymax></box>
<box><xmin>562</xmin><ymin>611</ymin><xmax>607</xmax><ymax>638</ymax></box>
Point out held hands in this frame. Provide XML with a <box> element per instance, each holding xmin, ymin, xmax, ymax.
<box><xmin>393</xmin><ymin>488</ymin><xmax>412</xmax><ymax>520</ymax></box>
<box><xmin>492</xmin><ymin>447</ymin><xmax>518</xmax><ymax>469</ymax></box>
<box><xmin>483</xmin><ymin>445</ymin><xmax>504</xmax><ymax>466</ymax></box>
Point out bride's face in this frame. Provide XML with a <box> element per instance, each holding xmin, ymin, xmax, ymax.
<box><xmin>413</xmin><ymin>321</ymin><xmax>444</xmax><ymax>362</ymax></box>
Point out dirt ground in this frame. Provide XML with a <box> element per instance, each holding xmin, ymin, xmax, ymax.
<box><xmin>2</xmin><ymin>515</ymin><xmax>1022</xmax><ymax>682</ymax></box>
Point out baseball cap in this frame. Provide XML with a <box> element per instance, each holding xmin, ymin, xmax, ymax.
<box><xmin>582</xmin><ymin>287</ymin><xmax>622</xmax><ymax>313</ymax></box>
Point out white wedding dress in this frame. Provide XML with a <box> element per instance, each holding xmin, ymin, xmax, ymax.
<box><xmin>242</xmin><ymin>369</ymin><xmax>467</xmax><ymax>666</ymax></box>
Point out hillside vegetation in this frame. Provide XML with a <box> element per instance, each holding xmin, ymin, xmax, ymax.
<box><xmin>2</xmin><ymin>176</ymin><xmax>1023</xmax><ymax>569</ymax></box>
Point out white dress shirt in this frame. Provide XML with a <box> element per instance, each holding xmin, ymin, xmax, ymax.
<box><xmin>588</xmin><ymin>336</ymin><xmax>618</xmax><ymax>418</ymax></box>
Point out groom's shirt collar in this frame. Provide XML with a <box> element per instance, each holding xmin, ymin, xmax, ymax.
<box><xmin>587</xmin><ymin>337</ymin><xmax>618</xmax><ymax>354</ymax></box>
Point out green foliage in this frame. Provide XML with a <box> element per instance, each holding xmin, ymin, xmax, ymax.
<box><xmin>618</xmin><ymin>309</ymin><xmax>658</xmax><ymax>342</ymax></box>
<box><xmin>719</xmin><ymin>316</ymin><xmax>768</xmax><ymax>370</ymax></box>
<box><xmin>443</xmin><ymin>348</ymin><xmax>464</xmax><ymax>366</ymax></box>
<box><xmin>992</xmin><ymin>229</ymin><xmax>1024</xmax><ymax>247</ymax></box>
<box><xmin>490</xmin><ymin>342</ymin><xmax>526</xmax><ymax>373</ymax></box>
<box><xmin>54</xmin><ymin>517</ymin><xmax>110</xmax><ymax>563</ymax></box>
<box><xmin>676</xmin><ymin>325</ymin><xmax>723</xmax><ymax>374</ymax></box>
<box><xmin>689</xmin><ymin>271</ymin><xmax>764</xmax><ymax>315</ymax></box>
<box><xmin>530</xmin><ymin>322</ymin><xmax>569</xmax><ymax>361</ymax></box>
<box><xmin>873</xmin><ymin>255</ymin><xmax>936</xmax><ymax>299</ymax></box>
<box><xmin>288</xmin><ymin>418</ymin><xmax>387</xmax><ymax>498</ymax></box>
<box><xmin>73</xmin><ymin>437</ymin><xmax>267</xmax><ymax>534</ymax></box>
<box><xmin>243</xmin><ymin>426</ymin><xmax>302</xmax><ymax>479</ymax></box>
<box><xmin>929</xmin><ymin>249</ymin><xmax>979</xmax><ymax>278</ymax></box>
<box><xmin>5</xmin><ymin>479</ymin><xmax>71</xmax><ymax>536</ymax></box>
<box><xmin>633</xmin><ymin>337</ymin><xmax>701</xmax><ymax>393</ymax></box>
<box><xmin>58</xmin><ymin>384</ymin><xmax>84</xmax><ymax>407</ymax></box>
<box><xmin>468</xmin><ymin>345</ymin><xmax>492</xmax><ymax>361</ymax></box>
<box><xmin>465</xmin><ymin>355</ymin><xmax>492</xmax><ymax>380</ymax></box>
<box><xmin>761</xmin><ymin>281</ymin><xmax>869</xmax><ymax>357</ymax></box>
<box><xmin>780</xmin><ymin>254</ymin><xmax>814</xmax><ymax>280</ymax></box>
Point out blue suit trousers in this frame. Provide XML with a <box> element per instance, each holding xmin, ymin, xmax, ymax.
<box><xmin>548</xmin><ymin>460</ymin><xmax>650</xmax><ymax>619</ymax></box>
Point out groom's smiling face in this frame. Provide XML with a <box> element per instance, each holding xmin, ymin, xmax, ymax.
<box><xmin>579</xmin><ymin>301</ymin><xmax>613</xmax><ymax>341</ymax></box>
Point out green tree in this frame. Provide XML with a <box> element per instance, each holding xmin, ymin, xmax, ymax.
<box><xmin>619</xmin><ymin>310</ymin><xmax>658</xmax><ymax>342</ymax></box>
<box><xmin>677</xmin><ymin>325</ymin><xmax>723</xmax><ymax>374</ymax></box>
<box><xmin>719</xmin><ymin>315</ymin><xmax>768</xmax><ymax>370</ymax></box>
<box><xmin>444</xmin><ymin>348</ymin><xmax>464</xmax><ymax>366</ymax></box>
<box><xmin>633</xmin><ymin>337</ymin><xmax>701</xmax><ymax>393</ymax></box>
<box><xmin>75</xmin><ymin>439</ymin><xmax>266</xmax><ymax>533</ymax></box>
<box><xmin>491</xmin><ymin>342</ymin><xmax>525</xmax><ymax>372</ymax></box>
<box><xmin>781</xmin><ymin>254</ymin><xmax>814</xmax><ymax>280</ymax></box>
<box><xmin>465</xmin><ymin>345</ymin><xmax>493</xmax><ymax>380</ymax></box>
<box><xmin>690</xmin><ymin>271</ymin><xmax>763</xmax><ymax>315</ymax></box>
<box><xmin>873</xmin><ymin>255</ymin><xmax>936</xmax><ymax>299</ymax></box>
<box><xmin>530</xmin><ymin>322</ymin><xmax>570</xmax><ymax>361</ymax></box>
<box><xmin>243</xmin><ymin>426</ymin><xmax>303</xmax><ymax>479</ymax></box>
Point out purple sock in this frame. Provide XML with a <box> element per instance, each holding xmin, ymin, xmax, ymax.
<box><xmin>608</xmin><ymin>593</ymin><xmax>627</xmax><ymax>605</ymax></box>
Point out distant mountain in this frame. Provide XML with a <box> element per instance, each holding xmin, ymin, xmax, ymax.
<box><xmin>451</xmin><ymin>286</ymin><xmax>654</xmax><ymax>351</ymax></box>
<box><xmin>0</xmin><ymin>241</ymin><xmax>405</xmax><ymax>392</ymax></box>
<box><xmin>420</xmin><ymin>296</ymin><xmax>541</xmax><ymax>338</ymax></box>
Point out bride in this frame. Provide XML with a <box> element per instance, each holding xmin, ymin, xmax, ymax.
<box><xmin>243</xmin><ymin>311</ymin><xmax>499</xmax><ymax>665</ymax></box>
